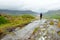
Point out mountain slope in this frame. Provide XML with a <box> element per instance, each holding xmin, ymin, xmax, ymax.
<box><xmin>43</xmin><ymin>10</ymin><xmax>60</xmax><ymax>19</ymax></box>
<box><xmin>0</xmin><ymin>9</ymin><xmax>37</xmax><ymax>15</ymax></box>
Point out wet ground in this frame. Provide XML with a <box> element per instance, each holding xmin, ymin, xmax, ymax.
<box><xmin>27</xmin><ymin>19</ymin><xmax>60</xmax><ymax>40</ymax></box>
<box><xmin>1</xmin><ymin>19</ymin><xmax>60</xmax><ymax>40</ymax></box>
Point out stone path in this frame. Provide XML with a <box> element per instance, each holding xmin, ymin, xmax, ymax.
<box><xmin>1</xmin><ymin>19</ymin><xmax>60</xmax><ymax>40</ymax></box>
<box><xmin>28</xmin><ymin>19</ymin><xmax>60</xmax><ymax>40</ymax></box>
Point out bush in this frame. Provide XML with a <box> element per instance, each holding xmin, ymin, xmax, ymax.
<box><xmin>0</xmin><ymin>16</ymin><xmax>9</xmax><ymax>25</ymax></box>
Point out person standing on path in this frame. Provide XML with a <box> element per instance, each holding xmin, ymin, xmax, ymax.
<box><xmin>40</xmin><ymin>13</ymin><xmax>42</xmax><ymax>20</ymax></box>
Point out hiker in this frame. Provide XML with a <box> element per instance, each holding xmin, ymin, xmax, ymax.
<box><xmin>40</xmin><ymin>13</ymin><xmax>42</xmax><ymax>20</ymax></box>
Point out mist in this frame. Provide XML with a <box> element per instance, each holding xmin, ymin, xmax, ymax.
<box><xmin>0</xmin><ymin>0</ymin><xmax>60</xmax><ymax>13</ymax></box>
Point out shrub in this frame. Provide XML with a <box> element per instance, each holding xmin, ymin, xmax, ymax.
<box><xmin>0</xmin><ymin>16</ymin><xmax>9</xmax><ymax>25</ymax></box>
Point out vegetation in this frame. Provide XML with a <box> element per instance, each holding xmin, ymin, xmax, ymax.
<box><xmin>57</xmin><ymin>31</ymin><xmax>60</xmax><ymax>36</ymax></box>
<box><xmin>51</xmin><ymin>15</ymin><xmax>60</xmax><ymax>19</ymax></box>
<box><xmin>43</xmin><ymin>14</ymin><xmax>60</xmax><ymax>19</ymax></box>
<box><xmin>0</xmin><ymin>14</ymin><xmax>35</xmax><ymax>38</ymax></box>
<box><xmin>32</xmin><ymin>27</ymin><xmax>40</xmax><ymax>34</ymax></box>
<box><xmin>43</xmin><ymin>10</ymin><xmax>60</xmax><ymax>19</ymax></box>
<box><xmin>57</xmin><ymin>21</ymin><xmax>60</xmax><ymax>28</ymax></box>
<box><xmin>49</xmin><ymin>21</ymin><xmax>54</xmax><ymax>25</ymax></box>
<box><xmin>0</xmin><ymin>16</ymin><xmax>9</xmax><ymax>25</ymax></box>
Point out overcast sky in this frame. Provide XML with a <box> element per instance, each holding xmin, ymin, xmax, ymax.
<box><xmin>0</xmin><ymin>0</ymin><xmax>60</xmax><ymax>12</ymax></box>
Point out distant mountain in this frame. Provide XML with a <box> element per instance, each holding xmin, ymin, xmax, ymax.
<box><xmin>0</xmin><ymin>9</ymin><xmax>38</xmax><ymax>15</ymax></box>
<box><xmin>43</xmin><ymin>10</ymin><xmax>60</xmax><ymax>18</ymax></box>
<box><xmin>44</xmin><ymin>10</ymin><xmax>60</xmax><ymax>15</ymax></box>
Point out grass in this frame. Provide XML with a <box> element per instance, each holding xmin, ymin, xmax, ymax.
<box><xmin>49</xmin><ymin>21</ymin><xmax>54</xmax><ymax>25</ymax></box>
<box><xmin>32</xmin><ymin>27</ymin><xmax>40</xmax><ymax>34</ymax></box>
<box><xmin>50</xmin><ymin>15</ymin><xmax>60</xmax><ymax>19</ymax></box>
<box><xmin>0</xmin><ymin>14</ymin><xmax>35</xmax><ymax>37</ymax></box>
<box><xmin>57</xmin><ymin>21</ymin><xmax>60</xmax><ymax>28</ymax></box>
<box><xmin>0</xmin><ymin>14</ymin><xmax>35</xmax><ymax>27</ymax></box>
<box><xmin>0</xmin><ymin>16</ymin><xmax>9</xmax><ymax>25</ymax></box>
<box><xmin>44</xmin><ymin>15</ymin><xmax>60</xmax><ymax>19</ymax></box>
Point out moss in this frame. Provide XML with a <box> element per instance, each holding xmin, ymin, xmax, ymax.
<box><xmin>49</xmin><ymin>21</ymin><xmax>54</xmax><ymax>25</ymax></box>
<box><xmin>57</xmin><ymin>31</ymin><xmax>60</xmax><ymax>36</ymax></box>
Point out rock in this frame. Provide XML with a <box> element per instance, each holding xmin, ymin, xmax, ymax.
<box><xmin>57</xmin><ymin>31</ymin><xmax>60</xmax><ymax>36</ymax></box>
<box><xmin>15</xmin><ymin>27</ymin><xmax>20</xmax><ymax>31</ymax></box>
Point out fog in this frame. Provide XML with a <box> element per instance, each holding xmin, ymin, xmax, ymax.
<box><xmin>0</xmin><ymin>0</ymin><xmax>60</xmax><ymax>13</ymax></box>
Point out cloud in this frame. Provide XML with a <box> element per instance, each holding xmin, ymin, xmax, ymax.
<box><xmin>0</xmin><ymin>0</ymin><xmax>60</xmax><ymax>12</ymax></box>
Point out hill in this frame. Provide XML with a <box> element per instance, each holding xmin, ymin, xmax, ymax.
<box><xmin>0</xmin><ymin>9</ymin><xmax>37</xmax><ymax>15</ymax></box>
<box><xmin>43</xmin><ymin>10</ymin><xmax>60</xmax><ymax>19</ymax></box>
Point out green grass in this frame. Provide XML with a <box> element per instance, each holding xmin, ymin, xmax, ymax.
<box><xmin>0</xmin><ymin>16</ymin><xmax>9</xmax><ymax>25</ymax></box>
<box><xmin>0</xmin><ymin>14</ymin><xmax>35</xmax><ymax>35</ymax></box>
<box><xmin>51</xmin><ymin>15</ymin><xmax>60</xmax><ymax>19</ymax></box>
<box><xmin>43</xmin><ymin>14</ymin><xmax>60</xmax><ymax>19</ymax></box>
